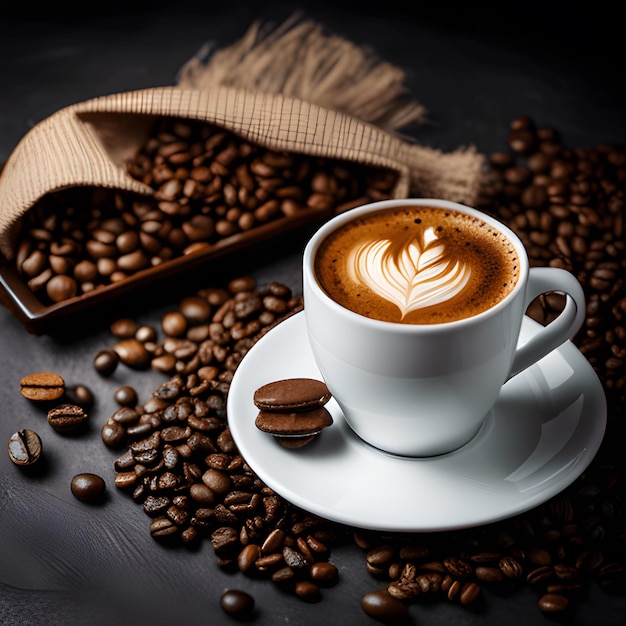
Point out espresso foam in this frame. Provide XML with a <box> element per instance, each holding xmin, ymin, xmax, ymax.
<box><xmin>315</xmin><ymin>206</ymin><xmax>520</xmax><ymax>324</ymax></box>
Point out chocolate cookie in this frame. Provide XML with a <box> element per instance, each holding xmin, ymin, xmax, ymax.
<box><xmin>255</xmin><ymin>407</ymin><xmax>333</xmax><ymax>436</ymax></box>
<box><xmin>253</xmin><ymin>378</ymin><xmax>333</xmax><ymax>448</ymax></box>
<box><xmin>253</xmin><ymin>378</ymin><xmax>331</xmax><ymax>412</ymax></box>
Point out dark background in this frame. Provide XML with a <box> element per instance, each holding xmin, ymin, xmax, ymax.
<box><xmin>1</xmin><ymin>2</ymin><xmax>624</xmax><ymax>625</ymax></box>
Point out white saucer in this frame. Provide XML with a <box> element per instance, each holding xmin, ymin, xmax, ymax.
<box><xmin>227</xmin><ymin>312</ymin><xmax>607</xmax><ymax>532</ymax></box>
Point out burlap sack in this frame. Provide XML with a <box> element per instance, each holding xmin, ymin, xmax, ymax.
<box><xmin>0</xmin><ymin>17</ymin><xmax>486</xmax><ymax>262</ymax></box>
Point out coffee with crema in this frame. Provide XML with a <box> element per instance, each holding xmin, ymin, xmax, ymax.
<box><xmin>314</xmin><ymin>205</ymin><xmax>520</xmax><ymax>324</ymax></box>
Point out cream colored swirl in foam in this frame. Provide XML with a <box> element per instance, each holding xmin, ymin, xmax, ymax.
<box><xmin>347</xmin><ymin>226</ymin><xmax>471</xmax><ymax>318</ymax></box>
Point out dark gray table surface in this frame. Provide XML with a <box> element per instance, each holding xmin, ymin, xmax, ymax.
<box><xmin>1</xmin><ymin>2</ymin><xmax>625</xmax><ymax>625</ymax></box>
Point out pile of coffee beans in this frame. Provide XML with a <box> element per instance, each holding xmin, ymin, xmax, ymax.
<box><xmin>479</xmin><ymin>116</ymin><xmax>625</xmax><ymax>408</ymax></box>
<box><xmin>354</xmin><ymin>483</ymin><xmax>624</xmax><ymax>615</ymax></box>
<box><xmin>99</xmin><ymin>276</ymin><xmax>344</xmax><ymax>601</ymax></box>
<box><xmin>13</xmin><ymin>117</ymin><xmax>397</xmax><ymax>306</ymax></box>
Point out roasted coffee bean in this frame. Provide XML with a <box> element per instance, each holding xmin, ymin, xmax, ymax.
<box><xmin>110</xmin><ymin>318</ymin><xmax>139</xmax><ymax>338</ymax></box>
<box><xmin>238</xmin><ymin>544</ymin><xmax>261</xmax><ymax>572</ymax></box>
<box><xmin>361</xmin><ymin>590</ymin><xmax>408</xmax><ymax>622</ymax></box>
<box><xmin>47</xmin><ymin>403</ymin><xmax>88</xmax><ymax>432</ymax></box>
<box><xmin>459</xmin><ymin>581</ymin><xmax>481</xmax><ymax>606</ymax></box>
<box><xmin>538</xmin><ymin>592</ymin><xmax>568</xmax><ymax>613</ymax></box>
<box><xmin>576</xmin><ymin>549</ymin><xmax>604</xmax><ymax>572</ymax></box>
<box><xmin>295</xmin><ymin>580</ymin><xmax>321</xmax><ymax>603</ymax></box>
<box><xmin>111</xmin><ymin>406</ymin><xmax>140</xmax><ymax>426</ymax></box>
<box><xmin>475</xmin><ymin>566</ymin><xmax>504</xmax><ymax>583</ymax></box>
<box><xmin>499</xmin><ymin>556</ymin><xmax>524</xmax><ymax>579</ymax></box>
<box><xmin>70</xmin><ymin>473</ymin><xmax>106</xmax><ymax>502</ymax></box>
<box><xmin>63</xmin><ymin>384</ymin><xmax>95</xmax><ymax>409</ymax></box>
<box><xmin>114</xmin><ymin>471</ymin><xmax>137</xmax><ymax>490</ymax></box>
<box><xmin>161</xmin><ymin>311</ymin><xmax>188</xmax><ymax>337</ymax></box>
<box><xmin>101</xmin><ymin>420</ymin><xmax>127</xmax><ymax>448</ymax></box>
<box><xmin>367</xmin><ymin>545</ymin><xmax>396</xmax><ymax>570</ymax></box>
<box><xmin>8</xmin><ymin>429</ymin><xmax>42</xmax><ymax>466</ymax></box>
<box><xmin>94</xmin><ymin>349</ymin><xmax>119</xmax><ymax>376</ymax></box>
<box><xmin>310</xmin><ymin>561</ymin><xmax>339</xmax><ymax>586</ymax></box>
<box><xmin>150</xmin><ymin>516</ymin><xmax>178</xmax><ymax>538</ymax></box>
<box><xmin>114</xmin><ymin>339</ymin><xmax>151</xmax><ymax>369</ymax></box>
<box><xmin>114</xmin><ymin>385</ymin><xmax>138</xmax><ymax>407</ymax></box>
<box><xmin>46</xmin><ymin>274</ymin><xmax>77</xmax><ymax>302</ymax></box>
<box><xmin>179</xmin><ymin>296</ymin><xmax>212</xmax><ymax>324</ymax></box>
<box><xmin>220</xmin><ymin>589</ymin><xmax>255</xmax><ymax>618</ymax></box>
<box><xmin>20</xmin><ymin>371</ymin><xmax>65</xmax><ymax>401</ymax></box>
<box><xmin>527</xmin><ymin>565</ymin><xmax>553</xmax><ymax>586</ymax></box>
<box><xmin>443</xmin><ymin>557</ymin><xmax>472</xmax><ymax>577</ymax></box>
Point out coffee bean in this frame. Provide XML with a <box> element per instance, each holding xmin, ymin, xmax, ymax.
<box><xmin>70</xmin><ymin>473</ymin><xmax>106</xmax><ymax>502</ymax></box>
<box><xmin>475</xmin><ymin>566</ymin><xmax>504</xmax><ymax>583</ymax></box>
<box><xmin>20</xmin><ymin>371</ymin><xmax>65</xmax><ymax>401</ymax></box>
<box><xmin>110</xmin><ymin>318</ymin><xmax>139</xmax><ymax>338</ymax></box>
<box><xmin>114</xmin><ymin>339</ymin><xmax>151</xmax><ymax>369</ymax></box>
<box><xmin>135</xmin><ymin>325</ymin><xmax>158</xmax><ymax>344</ymax></box>
<box><xmin>201</xmin><ymin>468</ymin><xmax>232</xmax><ymax>494</ymax></box>
<box><xmin>114</xmin><ymin>385</ymin><xmax>138</xmax><ymax>407</ymax></box>
<box><xmin>179</xmin><ymin>296</ymin><xmax>212</xmax><ymax>324</ymax></box>
<box><xmin>63</xmin><ymin>384</ymin><xmax>95</xmax><ymax>409</ymax></box>
<box><xmin>94</xmin><ymin>349</ymin><xmax>119</xmax><ymax>376</ymax></box>
<box><xmin>310</xmin><ymin>562</ymin><xmax>339</xmax><ymax>586</ymax></box>
<box><xmin>8</xmin><ymin>429</ymin><xmax>42</xmax><ymax>466</ymax></box>
<box><xmin>220</xmin><ymin>589</ymin><xmax>255</xmax><ymax>618</ymax></box>
<box><xmin>237</xmin><ymin>544</ymin><xmax>261</xmax><ymax>572</ymax></box>
<box><xmin>361</xmin><ymin>590</ymin><xmax>408</xmax><ymax>622</ymax></box>
<box><xmin>46</xmin><ymin>274</ymin><xmax>77</xmax><ymax>302</ymax></box>
<box><xmin>161</xmin><ymin>311</ymin><xmax>188</xmax><ymax>337</ymax></box>
<box><xmin>150</xmin><ymin>516</ymin><xmax>178</xmax><ymax>538</ymax></box>
<box><xmin>101</xmin><ymin>420</ymin><xmax>127</xmax><ymax>448</ymax></box>
<box><xmin>538</xmin><ymin>592</ymin><xmax>568</xmax><ymax>613</ymax></box>
<box><xmin>459</xmin><ymin>581</ymin><xmax>481</xmax><ymax>606</ymax></box>
<box><xmin>295</xmin><ymin>580</ymin><xmax>321</xmax><ymax>603</ymax></box>
<box><xmin>499</xmin><ymin>556</ymin><xmax>524</xmax><ymax>578</ymax></box>
<box><xmin>527</xmin><ymin>565</ymin><xmax>554</xmax><ymax>586</ymax></box>
<box><xmin>47</xmin><ymin>403</ymin><xmax>88</xmax><ymax>432</ymax></box>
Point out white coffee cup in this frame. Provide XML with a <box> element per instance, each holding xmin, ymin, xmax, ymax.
<box><xmin>303</xmin><ymin>198</ymin><xmax>586</xmax><ymax>457</ymax></box>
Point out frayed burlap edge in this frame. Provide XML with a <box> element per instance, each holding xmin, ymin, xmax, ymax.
<box><xmin>177</xmin><ymin>15</ymin><xmax>488</xmax><ymax>206</ymax></box>
<box><xmin>177</xmin><ymin>15</ymin><xmax>428</xmax><ymax>136</ymax></box>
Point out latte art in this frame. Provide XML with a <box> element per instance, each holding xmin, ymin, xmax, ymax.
<box><xmin>348</xmin><ymin>227</ymin><xmax>471</xmax><ymax>319</ymax></box>
<box><xmin>315</xmin><ymin>206</ymin><xmax>520</xmax><ymax>325</ymax></box>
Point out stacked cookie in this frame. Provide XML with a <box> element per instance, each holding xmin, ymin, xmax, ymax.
<box><xmin>254</xmin><ymin>378</ymin><xmax>333</xmax><ymax>448</ymax></box>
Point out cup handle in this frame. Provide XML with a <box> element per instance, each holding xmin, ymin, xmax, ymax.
<box><xmin>508</xmin><ymin>267</ymin><xmax>586</xmax><ymax>379</ymax></box>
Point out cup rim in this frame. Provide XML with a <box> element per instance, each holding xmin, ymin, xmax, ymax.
<box><xmin>303</xmin><ymin>197</ymin><xmax>530</xmax><ymax>330</ymax></box>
